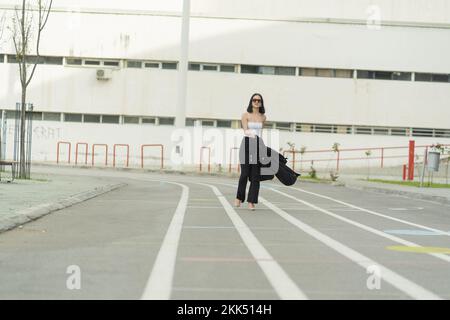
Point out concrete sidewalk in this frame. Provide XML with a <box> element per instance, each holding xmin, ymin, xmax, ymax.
<box><xmin>0</xmin><ymin>170</ymin><xmax>125</xmax><ymax>232</ymax></box>
<box><xmin>338</xmin><ymin>175</ymin><xmax>450</xmax><ymax>206</ymax></box>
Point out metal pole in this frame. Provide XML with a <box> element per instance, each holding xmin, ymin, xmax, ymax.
<box><xmin>175</xmin><ymin>0</ymin><xmax>190</xmax><ymax>129</ymax></box>
<box><xmin>408</xmin><ymin>140</ymin><xmax>415</xmax><ymax>181</ymax></box>
<box><xmin>0</xmin><ymin>110</ymin><xmax>6</xmax><ymax>171</ymax></box>
<box><xmin>420</xmin><ymin>149</ymin><xmax>426</xmax><ymax>188</ymax></box>
<box><xmin>26</xmin><ymin>103</ymin><xmax>33</xmax><ymax>178</ymax></box>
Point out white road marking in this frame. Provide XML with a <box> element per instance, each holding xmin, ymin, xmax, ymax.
<box><xmin>197</xmin><ymin>182</ymin><xmax>308</xmax><ymax>300</ymax></box>
<box><xmin>141</xmin><ymin>182</ymin><xmax>189</xmax><ymax>300</ymax></box>
<box><xmin>267</xmin><ymin>187</ymin><xmax>450</xmax><ymax>264</ymax></box>
<box><xmin>259</xmin><ymin>196</ymin><xmax>441</xmax><ymax>300</ymax></box>
<box><xmin>285</xmin><ymin>186</ymin><xmax>450</xmax><ymax>236</ymax></box>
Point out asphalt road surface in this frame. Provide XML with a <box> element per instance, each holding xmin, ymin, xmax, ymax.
<box><xmin>1</xmin><ymin>168</ymin><xmax>450</xmax><ymax>300</ymax></box>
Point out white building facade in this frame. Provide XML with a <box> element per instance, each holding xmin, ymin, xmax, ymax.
<box><xmin>0</xmin><ymin>0</ymin><xmax>449</xmax><ymax>171</ymax></box>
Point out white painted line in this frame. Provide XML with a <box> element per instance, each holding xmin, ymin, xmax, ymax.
<box><xmin>268</xmin><ymin>187</ymin><xmax>450</xmax><ymax>264</ymax></box>
<box><xmin>197</xmin><ymin>183</ymin><xmax>308</xmax><ymax>300</ymax></box>
<box><xmin>141</xmin><ymin>182</ymin><xmax>189</xmax><ymax>300</ymax></box>
<box><xmin>259</xmin><ymin>196</ymin><xmax>442</xmax><ymax>300</ymax></box>
<box><xmin>288</xmin><ymin>186</ymin><xmax>450</xmax><ymax>236</ymax></box>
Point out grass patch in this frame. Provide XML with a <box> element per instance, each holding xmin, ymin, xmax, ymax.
<box><xmin>365</xmin><ymin>179</ymin><xmax>450</xmax><ymax>188</ymax></box>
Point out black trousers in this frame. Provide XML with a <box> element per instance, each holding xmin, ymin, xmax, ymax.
<box><xmin>236</xmin><ymin>136</ymin><xmax>261</xmax><ymax>204</ymax></box>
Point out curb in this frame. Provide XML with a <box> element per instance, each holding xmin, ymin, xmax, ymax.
<box><xmin>0</xmin><ymin>182</ymin><xmax>127</xmax><ymax>233</ymax></box>
<box><xmin>343</xmin><ymin>182</ymin><xmax>450</xmax><ymax>206</ymax></box>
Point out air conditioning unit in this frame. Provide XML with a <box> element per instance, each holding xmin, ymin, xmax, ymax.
<box><xmin>96</xmin><ymin>69</ymin><xmax>112</xmax><ymax>80</ymax></box>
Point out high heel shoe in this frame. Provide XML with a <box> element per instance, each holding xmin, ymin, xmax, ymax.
<box><xmin>234</xmin><ymin>199</ymin><xmax>242</xmax><ymax>207</ymax></box>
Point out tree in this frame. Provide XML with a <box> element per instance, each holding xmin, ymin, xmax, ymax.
<box><xmin>0</xmin><ymin>10</ymin><xmax>6</xmax><ymax>46</ymax></box>
<box><xmin>9</xmin><ymin>0</ymin><xmax>53</xmax><ymax>178</ymax></box>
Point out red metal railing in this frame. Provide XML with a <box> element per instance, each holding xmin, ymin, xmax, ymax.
<box><xmin>113</xmin><ymin>144</ymin><xmax>130</xmax><ymax>168</ymax></box>
<box><xmin>75</xmin><ymin>142</ymin><xmax>88</xmax><ymax>165</ymax></box>
<box><xmin>56</xmin><ymin>141</ymin><xmax>71</xmax><ymax>164</ymax></box>
<box><xmin>228</xmin><ymin>147</ymin><xmax>240</xmax><ymax>173</ymax></box>
<box><xmin>287</xmin><ymin>144</ymin><xmax>450</xmax><ymax>170</ymax></box>
<box><xmin>141</xmin><ymin>144</ymin><xmax>164</xmax><ymax>169</ymax></box>
<box><xmin>92</xmin><ymin>144</ymin><xmax>108</xmax><ymax>166</ymax></box>
<box><xmin>199</xmin><ymin>146</ymin><xmax>211</xmax><ymax>173</ymax></box>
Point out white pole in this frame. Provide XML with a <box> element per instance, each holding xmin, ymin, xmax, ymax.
<box><xmin>1</xmin><ymin>110</ymin><xmax>6</xmax><ymax>161</ymax></box>
<box><xmin>175</xmin><ymin>0</ymin><xmax>190</xmax><ymax>129</ymax></box>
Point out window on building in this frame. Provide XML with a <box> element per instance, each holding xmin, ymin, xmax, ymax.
<box><xmin>42</xmin><ymin>112</ymin><xmax>61</xmax><ymax>121</ymax></box>
<box><xmin>357</xmin><ymin>70</ymin><xmax>375</xmax><ymax>79</ymax></box>
<box><xmin>316</xmin><ymin>69</ymin><xmax>334</xmax><ymax>78</ymax></box>
<box><xmin>391</xmin><ymin>128</ymin><xmax>408</xmax><ymax>136</ymax></box>
<box><xmin>241</xmin><ymin>65</ymin><xmax>259</xmax><ymax>74</ymax></box>
<box><xmin>123</xmin><ymin>116</ymin><xmax>139</xmax><ymax>124</ymax></box>
<box><xmin>31</xmin><ymin>112</ymin><xmax>43</xmax><ymax>121</ymax></box>
<box><xmin>373</xmin><ymin>128</ymin><xmax>389</xmax><ymax>135</ymax></box>
<box><xmin>5</xmin><ymin>110</ymin><xmax>18</xmax><ymax>119</ymax></box>
<box><xmin>103</xmin><ymin>61</ymin><xmax>120</xmax><ymax>67</ymax></box>
<box><xmin>374</xmin><ymin>71</ymin><xmax>393</xmax><ymax>80</ymax></box>
<box><xmin>300</xmin><ymin>68</ymin><xmax>317</xmax><ymax>77</ymax></box>
<box><xmin>435</xmin><ymin>129</ymin><xmax>450</xmax><ymax>138</ymax></box>
<box><xmin>275</xmin><ymin>122</ymin><xmax>292</xmax><ymax>131</ymax></box>
<box><xmin>296</xmin><ymin>123</ymin><xmax>312</xmax><ymax>132</ymax></box>
<box><xmin>159</xmin><ymin>117</ymin><xmax>175</xmax><ymax>125</ymax></box>
<box><xmin>7</xmin><ymin>55</ymin><xmax>19</xmax><ymax>63</ymax></box>
<box><xmin>336</xmin><ymin>125</ymin><xmax>352</xmax><ymax>134</ymax></box>
<box><xmin>275</xmin><ymin>67</ymin><xmax>296</xmax><ymax>76</ymax></box>
<box><xmin>412</xmin><ymin>128</ymin><xmax>433</xmax><ymax>137</ymax></box>
<box><xmin>44</xmin><ymin>56</ymin><xmax>63</xmax><ymax>65</ymax></box>
<box><xmin>335</xmin><ymin>69</ymin><xmax>353</xmax><ymax>78</ymax></box>
<box><xmin>84</xmin><ymin>60</ymin><xmax>101</xmax><ymax>66</ymax></box>
<box><xmin>25</xmin><ymin>56</ymin><xmax>45</xmax><ymax>64</ymax></box>
<box><xmin>263</xmin><ymin>122</ymin><xmax>274</xmax><ymax>129</ymax></box>
<box><xmin>84</xmin><ymin>114</ymin><xmax>101</xmax><ymax>123</ymax></box>
<box><xmin>314</xmin><ymin>124</ymin><xmax>335</xmax><ymax>133</ymax></box>
<box><xmin>145</xmin><ymin>62</ymin><xmax>160</xmax><ymax>68</ymax></box>
<box><xmin>66</xmin><ymin>58</ymin><xmax>82</xmax><ymax>65</ymax></box>
<box><xmin>355</xmin><ymin>127</ymin><xmax>372</xmax><ymax>135</ymax></box>
<box><xmin>102</xmin><ymin>115</ymin><xmax>120</xmax><ymax>124</ymax></box>
<box><xmin>258</xmin><ymin>66</ymin><xmax>275</xmax><ymax>75</ymax></box>
<box><xmin>202</xmin><ymin>64</ymin><xmax>218</xmax><ymax>71</ymax></box>
<box><xmin>201</xmin><ymin>120</ymin><xmax>215</xmax><ymax>127</ymax></box>
<box><xmin>217</xmin><ymin>120</ymin><xmax>232</xmax><ymax>128</ymax></box>
<box><xmin>189</xmin><ymin>63</ymin><xmax>200</xmax><ymax>71</ymax></box>
<box><xmin>220</xmin><ymin>65</ymin><xmax>235</xmax><ymax>72</ymax></box>
<box><xmin>64</xmin><ymin>113</ymin><xmax>82</xmax><ymax>122</ymax></box>
<box><xmin>185</xmin><ymin>118</ymin><xmax>195</xmax><ymax>126</ymax></box>
<box><xmin>142</xmin><ymin>117</ymin><xmax>156</xmax><ymax>124</ymax></box>
<box><xmin>415</xmin><ymin>73</ymin><xmax>432</xmax><ymax>82</ymax></box>
<box><xmin>162</xmin><ymin>62</ymin><xmax>177</xmax><ymax>70</ymax></box>
<box><xmin>0</xmin><ymin>54</ymin><xmax>4</xmax><ymax>63</ymax></box>
<box><xmin>392</xmin><ymin>72</ymin><xmax>411</xmax><ymax>81</ymax></box>
<box><xmin>431</xmin><ymin>74</ymin><xmax>449</xmax><ymax>83</ymax></box>
<box><xmin>127</xmin><ymin>60</ymin><xmax>142</xmax><ymax>68</ymax></box>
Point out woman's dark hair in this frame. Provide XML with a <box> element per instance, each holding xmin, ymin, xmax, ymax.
<box><xmin>247</xmin><ymin>93</ymin><xmax>265</xmax><ymax>114</ymax></box>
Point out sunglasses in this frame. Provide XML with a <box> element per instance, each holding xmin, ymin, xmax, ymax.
<box><xmin>252</xmin><ymin>99</ymin><xmax>261</xmax><ymax>103</ymax></box>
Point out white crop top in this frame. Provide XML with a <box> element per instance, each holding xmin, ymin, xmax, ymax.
<box><xmin>245</xmin><ymin>121</ymin><xmax>263</xmax><ymax>137</ymax></box>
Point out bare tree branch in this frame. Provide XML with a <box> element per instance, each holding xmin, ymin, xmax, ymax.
<box><xmin>27</xmin><ymin>0</ymin><xmax>52</xmax><ymax>87</ymax></box>
<box><xmin>8</xmin><ymin>0</ymin><xmax>54</xmax><ymax>178</ymax></box>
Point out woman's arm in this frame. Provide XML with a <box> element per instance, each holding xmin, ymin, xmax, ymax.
<box><xmin>241</xmin><ymin>112</ymin><xmax>255</xmax><ymax>137</ymax></box>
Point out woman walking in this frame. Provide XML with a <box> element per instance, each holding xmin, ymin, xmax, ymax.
<box><xmin>235</xmin><ymin>93</ymin><xmax>266</xmax><ymax>211</ymax></box>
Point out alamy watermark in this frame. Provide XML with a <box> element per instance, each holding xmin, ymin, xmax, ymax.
<box><xmin>366</xmin><ymin>265</ymin><xmax>381</xmax><ymax>290</ymax></box>
<box><xmin>66</xmin><ymin>265</ymin><xmax>81</xmax><ymax>290</ymax></box>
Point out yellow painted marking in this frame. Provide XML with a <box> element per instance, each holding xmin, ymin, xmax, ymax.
<box><xmin>387</xmin><ymin>246</ymin><xmax>450</xmax><ymax>254</ymax></box>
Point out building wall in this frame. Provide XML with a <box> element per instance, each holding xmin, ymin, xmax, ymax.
<box><xmin>0</xmin><ymin>1</ymin><xmax>449</xmax><ymax>169</ymax></box>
